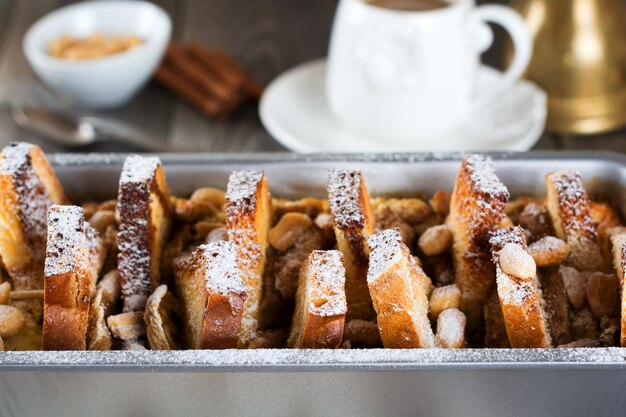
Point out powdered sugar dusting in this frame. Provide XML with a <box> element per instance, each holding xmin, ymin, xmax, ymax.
<box><xmin>328</xmin><ymin>169</ymin><xmax>366</xmax><ymax>230</ymax></box>
<box><xmin>367</xmin><ymin>228</ymin><xmax>403</xmax><ymax>283</ymax></box>
<box><xmin>464</xmin><ymin>155</ymin><xmax>509</xmax><ymax>199</ymax></box>
<box><xmin>226</xmin><ymin>170</ymin><xmax>263</xmax><ymax>202</ymax></box>
<box><xmin>548</xmin><ymin>170</ymin><xmax>596</xmax><ymax>241</ymax></box>
<box><xmin>120</xmin><ymin>155</ymin><xmax>160</xmax><ymax>184</ymax></box>
<box><xmin>489</xmin><ymin>226</ymin><xmax>527</xmax><ymax>263</ymax></box>
<box><xmin>182</xmin><ymin>241</ymin><xmax>246</xmax><ymax>294</ymax></box>
<box><xmin>0</xmin><ymin>142</ymin><xmax>54</xmax><ymax>269</ymax></box>
<box><xmin>117</xmin><ymin>155</ymin><xmax>161</xmax><ymax>312</ymax></box>
<box><xmin>306</xmin><ymin>250</ymin><xmax>347</xmax><ymax>317</ymax></box>
<box><xmin>436</xmin><ymin>308</ymin><xmax>466</xmax><ymax>348</ymax></box>
<box><xmin>44</xmin><ymin>205</ymin><xmax>89</xmax><ymax>276</ymax></box>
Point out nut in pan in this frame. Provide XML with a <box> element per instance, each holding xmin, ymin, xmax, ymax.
<box><xmin>107</xmin><ymin>311</ymin><xmax>146</xmax><ymax>341</ymax></box>
<box><xmin>0</xmin><ymin>304</ymin><xmax>25</xmax><ymax>338</ymax></box>
<box><xmin>145</xmin><ymin>285</ymin><xmax>181</xmax><ymax>350</ymax></box>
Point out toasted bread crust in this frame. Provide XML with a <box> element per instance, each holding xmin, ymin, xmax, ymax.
<box><xmin>288</xmin><ymin>250</ymin><xmax>347</xmax><ymax>348</ymax></box>
<box><xmin>448</xmin><ymin>155</ymin><xmax>510</xmax><ymax>328</ymax></box>
<box><xmin>367</xmin><ymin>229</ymin><xmax>435</xmax><ymax>348</ymax></box>
<box><xmin>328</xmin><ymin>170</ymin><xmax>375</xmax><ymax>320</ymax></box>
<box><xmin>610</xmin><ymin>232</ymin><xmax>626</xmax><ymax>347</ymax></box>
<box><xmin>42</xmin><ymin>205</ymin><xmax>94</xmax><ymax>350</ymax></box>
<box><xmin>117</xmin><ymin>155</ymin><xmax>173</xmax><ymax>313</ymax></box>
<box><xmin>545</xmin><ymin>170</ymin><xmax>604</xmax><ymax>272</ymax></box>
<box><xmin>0</xmin><ymin>143</ymin><xmax>67</xmax><ymax>290</ymax></box>
<box><xmin>175</xmin><ymin>241</ymin><xmax>247</xmax><ymax>349</ymax></box>
<box><xmin>489</xmin><ymin>227</ymin><xmax>551</xmax><ymax>348</ymax></box>
<box><xmin>225</xmin><ymin>170</ymin><xmax>272</xmax><ymax>345</ymax></box>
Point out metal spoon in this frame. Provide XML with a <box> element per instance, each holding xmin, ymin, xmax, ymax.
<box><xmin>12</xmin><ymin>105</ymin><xmax>171</xmax><ymax>152</ymax></box>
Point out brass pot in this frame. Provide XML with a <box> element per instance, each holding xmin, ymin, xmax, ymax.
<box><xmin>507</xmin><ymin>0</ymin><xmax>626</xmax><ymax>135</ymax></box>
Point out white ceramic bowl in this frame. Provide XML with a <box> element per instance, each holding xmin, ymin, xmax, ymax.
<box><xmin>23</xmin><ymin>1</ymin><xmax>171</xmax><ymax>109</ymax></box>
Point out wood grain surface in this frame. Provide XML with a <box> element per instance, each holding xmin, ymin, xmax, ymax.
<box><xmin>0</xmin><ymin>0</ymin><xmax>623</xmax><ymax>153</ymax></box>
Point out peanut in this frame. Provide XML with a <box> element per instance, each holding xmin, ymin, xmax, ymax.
<box><xmin>435</xmin><ymin>308</ymin><xmax>466</xmax><ymax>349</ymax></box>
<box><xmin>193</xmin><ymin>221</ymin><xmax>224</xmax><ymax>241</ymax></box>
<box><xmin>585</xmin><ymin>272</ymin><xmax>619</xmax><ymax>319</ymax></box>
<box><xmin>559</xmin><ymin>265</ymin><xmax>587</xmax><ymax>309</ymax></box>
<box><xmin>268</xmin><ymin>212</ymin><xmax>312</xmax><ymax>251</ymax></box>
<box><xmin>429</xmin><ymin>284</ymin><xmax>461</xmax><ymax>321</ymax></box>
<box><xmin>107</xmin><ymin>312</ymin><xmax>146</xmax><ymax>340</ymax></box>
<box><xmin>385</xmin><ymin>198</ymin><xmax>432</xmax><ymax>224</ymax></box>
<box><xmin>528</xmin><ymin>236</ymin><xmax>570</xmax><ymax>267</ymax></box>
<box><xmin>206</xmin><ymin>226</ymin><xmax>228</xmax><ymax>243</ymax></box>
<box><xmin>430</xmin><ymin>191</ymin><xmax>451</xmax><ymax>216</ymax></box>
<box><xmin>97</xmin><ymin>199</ymin><xmax>117</xmax><ymax>212</ymax></box>
<box><xmin>0</xmin><ymin>282</ymin><xmax>10</xmax><ymax>304</ymax></box>
<box><xmin>0</xmin><ymin>304</ymin><xmax>25</xmax><ymax>338</ymax></box>
<box><xmin>88</xmin><ymin>210</ymin><xmax>116</xmax><ymax>233</ymax></box>
<box><xmin>418</xmin><ymin>224</ymin><xmax>453</xmax><ymax>256</ymax></box>
<box><xmin>145</xmin><ymin>285</ymin><xmax>180</xmax><ymax>350</ymax></box>
<box><xmin>499</xmin><ymin>243</ymin><xmax>536</xmax><ymax>279</ymax></box>
<box><xmin>190</xmin><ymin>187</ymin><xmax>226</xmax><ymax>208</ymax></box>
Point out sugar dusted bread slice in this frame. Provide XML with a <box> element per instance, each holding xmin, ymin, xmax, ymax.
<box><xmin>0</xmin><ymin>142</ymin><xmax>67</xmax><ymax>290</ymax></box>
<box><xmin>288</xmin><ymin>250</ymin><xmax>347</xmax><ymax>348</ymax></box>
<box><xmin>175</xmin><ymin>241</ymin><xmax>247</xmax><ymax>349</ymax></box>
<box><xmin>610</xmin><ymin>231</ymin><xmax>626</xmax><ymax>346</ymax></box>
<box><xmin>367</xmin><ymin>228</ymin><xmax>435</xmax><ymax>348</ymax></box>
<box><xmin>447</xmin><ymin>155</ymin><xmax>509</xmax><ymax>329</ymax></box>
<box><xmin>42</xmin><ymin>205</ymin><xmax>95</xmax><ymax>350</ymax></box>
<box><xmin>117</xmin><ymin>155</ymin><xmax>173</xmax><ymax>313</ymax></box>
<box><xmin>225</xmin><ymin>170</ymin><xmax>272</xmax><ymax>346</ymax></box>
<box><xmin>328</xmin><ymin>169</ymin><xmax>375</xmax><ymax>321</ymax></box>
<box><xmin>545</xmin><ymin>170</ymin><xmax>604</xmax><ymax>272</ymax></box>
<box><xmin>489</xmin><ymin>227</ymin><xmax>551</xmax><ymax>348</ymax></box>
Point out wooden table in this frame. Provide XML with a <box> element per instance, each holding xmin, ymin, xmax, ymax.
<box><xmin>0</xmin><ymin>0</ymin><xmax>624</xmax><ymax>154</ymax></box>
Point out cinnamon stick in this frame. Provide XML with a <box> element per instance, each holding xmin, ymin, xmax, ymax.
<box><xmin>186</xmin><ymin>42</ymin><xmax>264</xmax><ymax>101</ymax></box>
<box><xmin>154</xmin><ymin>63</ymin><xmax>224</xmax><ymax>119</ymax></box>
<box><xmin>165</xmin><ymin>42</ymin><xmax>237</xmax><ymax>105</ymax></box>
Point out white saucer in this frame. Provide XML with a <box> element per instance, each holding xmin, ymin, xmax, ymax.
<box><xmin>260</xmin><ymin>59</ymin><xmax>547</xmax><ymax>152</ymax></box>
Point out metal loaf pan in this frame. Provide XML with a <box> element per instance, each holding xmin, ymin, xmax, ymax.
<box><xmin>1</xmin><ymin>151</ymin><xmax>626</xmax><ymax>417</ymax></box>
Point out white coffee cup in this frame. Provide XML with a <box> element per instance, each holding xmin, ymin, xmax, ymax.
<box><xmin>326</xmin><ymin>0</ymin><xmax>532</xmax><ymax>143</ymax></box>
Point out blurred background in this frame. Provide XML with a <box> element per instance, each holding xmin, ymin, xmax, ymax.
<box><xmin>0</xmin><ymin>0</ymin><xmax>625</xmax><ymax>153</ymax></box>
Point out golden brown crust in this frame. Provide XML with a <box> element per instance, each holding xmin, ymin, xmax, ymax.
<box><xmin>489</xmin><ymin>227</ymin><xmax>551</xmax><ymax>348</ymax></box>
<box><xmin>288</xmin><ymin>250</ymin><xmax>347</xmax><ymax>349</ymax></box>
<box><xmin>609</xmin><ymin>231</ymin><xmax>626</xmax><ymax>346</ymax></box>
<box><xmin>328</xmin><ymin>170</ymin><xmax>375</xmax><ymax>320</ymax></box>
<box><xmin>42</xmin><ymin>205</ymin><xmax>94</xmax><ymax>351</ymax></box>
<box><xmin>545</xmin><ymin>170</ymin><xmax>605</xmax><ymax>272</ymax></box>
<box><xmin>0</xmin><ymin>142</ymin><xmax>67</xmax><ymax>291</ymax></box>
<box><xmin>174</xmin><ymin>241</ymin><xmax>247</xmax><ymax>349</ymax></box>
<box><xmin>225</xmin><ymin>170</ymin><xmax>272</xmax><ymax>346</ymax></box>
<box><xmin>117</xmin><ymin>155</ymin><xmax>173</xmax><ymax>314</ymax></box>
<box><xmin>447</xmin><ymin>155</ymin><xmax>510</xmax><ymax>329</ymax></box>
<box><xmin>367</xmin><ymin>229</ymin><xmax>434</xmax><ymax>348</ymax></box>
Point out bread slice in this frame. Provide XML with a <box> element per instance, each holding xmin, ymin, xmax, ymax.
<box><xmin>489</xmin><ymin>227</ymin><xmax>551</xmax><ymax>348</ymax></box>
<box><xmin>447</xmin><ymin>155</ymin><xmax>509</xmax><ymax>329</ymax></box>
<box><xmin>545</xmin><ymin>170</ymin><xmax>604</xmax><ymax>272</ymax></box>
<box><xmin>117</xmin><ymin>155</ymin><xmax>173</xmax><ymax>313</ymax></box>
<box><xmin>610</xmin><ymin>231</ymin><xmax>626</xmax><ymax>346</ymax></box>
<box><xmin>42</xmin><ymin>205</ymin><xmax>95</xmax><ymax>350</ymax></box>
<box><xmin>0</xmin><ymin>142</ymin><xmax>67</xmax><ymax>290</ymax></box>
<box><xmin>225</xmin><ymin>170</ymin><xmax>272</xmax><ymax>346</ymax></box>
<box><xmin>175</xmin><ymin>241</ymin><xmax>247</xmax><ymax>349</ymax></box>
<box><xmin>288</xmin><ymin>250</ymin><xmax>347</xmax><ymax>348</ymax></box>
<box><xmin>367</xmin><ymin>228</ymin><xmax>435</xmax><ymax>348</ymax></box>
<box><xmin>328</xmin><ymin>169</ymin><xmax>375</xmax><ymax>320</ymax></box>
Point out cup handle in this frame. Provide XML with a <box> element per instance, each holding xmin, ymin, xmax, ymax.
<box><xmin>469</xmin><ymin>5</ymin><xmax>533</xmax><ymax>107</ymax></box>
